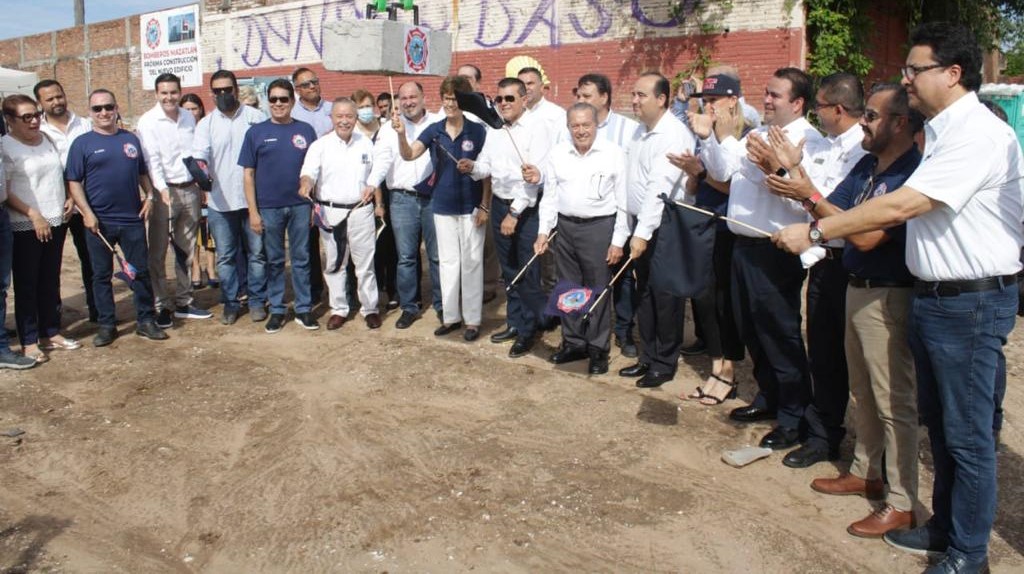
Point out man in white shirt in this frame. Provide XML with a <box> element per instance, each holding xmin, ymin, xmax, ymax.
<box><xmin>300</xmin><ymin>97</ymin><xmax>382</xmax><ymax>330</ymax></box>
<box><xmin>290</xmin><ymin>66</ymin><xmax>329</xmax><ymax>304</ymax></box>
<box><xmin>574</xmin><ymin>72</ymin><xmax>641</xmax><ymax>358</ymax></box>
<box><xmin>470</xmin><ymin>77</ymin><xmax>550</xmax><ymax>358</ymax></box>
<box><xmin>192</xmin><ymin>69</ymin><xmax>269</xmax><ymax>325</ymax></box>
<box><xmin>697</xmin><ymin>67</ymin><xmax>827</xmax><ymax>450</ymax></box>
<box><xmin>618</xmin><ymin>71</ymin><xmax>695</xmax><ymax>388</ymax></box>
<box><xmin>531</xmin><ymin>102</ymin><xmax>628</xmax><ymax>374</ymax></box>
<box><xmin>368</xmin><ymin>81</ymin><xmax>442</xmax><ymax>329</ymax></box>
<box><xmin>35</xmin><ymin>79</ymin><xmax>96</xmax><ymax>322</ymax></box>
<box><xmin>774</xmin><ymin>23</ymin><xmax>1024</xmax><ymax>573</ymax></box>
<box><xmin>136</xmin><ymin>72</ymin><xmax>212</xmax><ymax>328</ymax></box>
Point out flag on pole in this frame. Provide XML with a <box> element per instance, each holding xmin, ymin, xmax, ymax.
<box><xmin>543</xmin><ymin>279</ymin><xmax>596</xmax><ymax>318</ymax></box>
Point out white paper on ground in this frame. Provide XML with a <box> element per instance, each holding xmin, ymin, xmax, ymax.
<box><xmin>721</xmin><ymin>446</ymin><xmax>773</xmax><ymax>468</ymax></box>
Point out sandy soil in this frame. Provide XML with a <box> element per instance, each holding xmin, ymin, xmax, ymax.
<box><xmin>0</xmin><ymin>246</ymin><xmax>1021</xmax><ymax>573</ymax></box>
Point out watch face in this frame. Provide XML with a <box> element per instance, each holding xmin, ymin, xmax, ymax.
<box><xmin>809</xmin><ymin>224</ymin><xmax>823</xmax><ymax>242</ymax></box>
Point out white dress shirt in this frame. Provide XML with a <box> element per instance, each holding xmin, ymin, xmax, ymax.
<box><xmin>136</xmin><ymin>103</ymin><xmax>196</xmax><ymax>192</ymax></box>
<box><xmin>538</xmin><ymin>138</ymin><xmax>630</xmax><ymax>247</ymax></box>
<box><xmin>599</xmin><ymin>110</ymin><xmax>640</xmax><ymax>150</ymax></box>
<box><xmin>367</xmin><ymin>111</ymin><xmax>440</xmax><ymax>190</ymax></box>
<box><xmin>902</xmin><ymin>91</ymin><xmax>1024</xmax><ymax>280</ymax></box>
<box><xmin>472</xmin><ymin>114</ymin><xmax>550</xmax><ymax>213</ymax></box>
<box><xmin>192</xmin><ymin>104</ymin><xmax>267</xmax><ymax>212</ymax></box>
<box><xmin>301</xmin><ymin>130</ymin><xmax>373</xmax><ymax>210</ymax></box>
<box><xmin>291</xmin><ymin>99</ymin><xmax>333</xmax><ymax>137</ymax></box>
<box><xmin>820</xmin><ymin>123</ymin><xmax>867</xmax><ymax>195</ymax></box>
<box><xmin>39</xmin><ymin>111</ymin><xmax>92</xmax><ymax>168</ymax></box>
<box><xmin>625</xmin><ymin>110</ymin><xmax>696</xmax><ymax>240</ymax></box>
<box><xmin>701</xmin><ymin>116</ymin><xmax>828</xmax><ymax>237</ymax></box>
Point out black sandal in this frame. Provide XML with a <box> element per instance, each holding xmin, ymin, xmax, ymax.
<box><xmin>699</xmin><ymin>374</ymin><xmax>738</xmax><ymax>405</ymax></box>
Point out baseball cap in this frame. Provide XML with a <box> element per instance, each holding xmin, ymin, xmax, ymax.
<box><xmin>693</xmin><ymin>74</ymin><xmax>741</xmax><ymax>97</ymax></box>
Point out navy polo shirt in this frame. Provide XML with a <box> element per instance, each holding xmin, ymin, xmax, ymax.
<box><xmin>238</xmin><ymin>119</ymin><xmax>318</xmax><ymax>209</ymax></box>
<box><xmin>417</xmin><ymin>119</ymin><xmax>486</xmax><ymax>216</ymax></box>
<box><xmin>65</xmin><ymin>129</ymin><xmax>148</xmax><ymax>226</ymax></box>
<box><xmin>829</xmin><ymin>147</ymin><xmax>921</xmax><ymax>282</ymax></box>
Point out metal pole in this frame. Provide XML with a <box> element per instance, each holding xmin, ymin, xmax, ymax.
<box><xmin>74</xmin><ymin>0</ymin><xmax>84</xmax><ymax>26</ymax></box>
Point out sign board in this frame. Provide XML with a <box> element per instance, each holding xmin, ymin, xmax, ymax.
<box><xmin>140</xmin><ymin>4</ymin><xmax>203</xmax><ymax>90</ymax></box>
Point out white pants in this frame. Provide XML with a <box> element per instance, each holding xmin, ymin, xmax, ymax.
<box><xmin>433</xmin><ymin>213</ymin><xmax>484</xmax><ymax>326</ymax></box>
<box><xmin>321</xmin><ymin>205</ymin><xmax>379</xmax><ymax>317</ymax></box>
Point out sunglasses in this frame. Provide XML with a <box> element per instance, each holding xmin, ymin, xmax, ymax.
<box><xmin>494</xmin><ymin>95</ymin><xmax>517</xmax><ymax>104</ymax></box>
<box><xmin>212</xmin><ymin>86</ymin><xmax>235</xmax><ymax>95</ymax></box>
<box><xmin>268</xmin><ymin>96</ymin><xmax>291</xmax><ymax>104</ymax></box>
<box><xmin>6</xmin><ymin>111</ymin><xmax>43</xmax><ymax>123</ymax></box>
<box><xmin>295</xmin><ymin>79</ymin><xmax>320</xmax><ymax>89</ymax></box>
<box><xmin>90</xmin><ymin>104</ymin><xmax>116</xmax><ymax>113</ymax></box>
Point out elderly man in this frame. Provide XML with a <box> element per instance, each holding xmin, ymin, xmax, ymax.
<box><xmin>300</xmin><ymin>97</ymin><xmax>383</xmax><ymax>330</ymax></box>
<box><xmin>531</xmin><ymin>103</ymin><xmax>628</xmax><ymax>374</ymax></box>
<box><xmin>774</xmin><ymin>23</ymin><xmax>1023</xmax><ymax>574</ymax></box>
<box><xmin>136</xmin><ymin>72</ymin><xmax>212</xmax><ymax>329</ymax></box>
<box><xmin>66</xmin><ymin>90</ymin><xmax>167</xmax><ymax>346</ymax></box>
<box><xmin>368</xmin><ymin>82</ymin><xmax>442</xmax><ymax>329</ymax></box>
<box><xmin>618</xmin><ymin>71</ymin><xmax>695</xmax><ymax>388</ymax></box>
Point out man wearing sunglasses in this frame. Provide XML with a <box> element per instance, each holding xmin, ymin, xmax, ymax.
<box><xmin>774</xmin><ymin>23</ymin><xmax>1024</xmax><ymax>573</ymax></box>
<box><xmin>192</xmin><ymin>69</ymin><xmax>268</xmax><ymax>326</ymax></box>
<box><xmin>136</xmin><ymin>72</ymin><xmax>212</xmax><ymax>330</ymax></box>
<box><xmin>65</xmin><ymin>89</ymin><xmax>166</xmax><ymax>346</ymax></box>
<box><xmin>239</xmin><ymin>79</ymin><xmax>319</xmax><ymax>334</ymax></box>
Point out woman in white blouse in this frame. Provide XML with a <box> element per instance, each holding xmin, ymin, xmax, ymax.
<box><xmin>1</xmin><ymin>94</ymin><xmax>78</xmax><ymax>363</ymax></box>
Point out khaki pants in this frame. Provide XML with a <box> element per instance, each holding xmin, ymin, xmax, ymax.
<box><xmin>846</xmin><ymin>285</ymin><xmax>918</xmax><ymax>511</ymax></box>
<box><xmin>148</xmin><ymin>185</ymin><xmax>201</xmax><ymax>311</ymax></box>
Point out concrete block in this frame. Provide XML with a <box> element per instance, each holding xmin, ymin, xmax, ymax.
<box><xmin>322</xmin><ymin>19</ymin><xmax>451</xmax><ymax>76</ymax></box>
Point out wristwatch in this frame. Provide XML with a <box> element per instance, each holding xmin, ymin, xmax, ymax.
<box><xmin>509</xmin><ymin>207</ymin><xmax>521</xmax><ymax>219</ymax></box>
<box><xmin>808</xmin><ymin>220</ymin><xmax>826</xmax><ymax>244</ymax></box>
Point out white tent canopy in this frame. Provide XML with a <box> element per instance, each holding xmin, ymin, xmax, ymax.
<box><xmin>0</xmin><ymin>67</ymin><xmax>39</xmax><ymax>96</ymax></box>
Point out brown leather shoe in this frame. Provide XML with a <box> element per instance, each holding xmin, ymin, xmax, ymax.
<box><xmin>364</xmin><ymin>313</ymin><xmax>382</xmax><ymax>329</ymax></box>
<box><xmin>847</xmin><ymin>505</ymin><xmax>914</xmax><ymax>538</ymax></box>
<box><xmin>326</xmin><ymin>315</ymin><xmax>347</xmax><ymax>330</ymax></box>
<box><xmin>811</xmin><ymin>473</ymin><xmax>885</xmax><ymax>500</ymax></box>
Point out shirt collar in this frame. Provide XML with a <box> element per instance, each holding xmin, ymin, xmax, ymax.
<box><xmin>924</xmin><ymin>91</ymin><xmax>978</xmax><ymax>143</ymax></box>
<box><xmin>568</xmin><ymin>137</ymin><xmax>607</xmax><ymax>158</ymax></box>
<box><xmin>831</xmin><ymin>122</ymin><xmax>864</xmax><ymax>152</ymax></box>
<box><xmin>150</xmin><ymin>103</ymin><xmax>185</xmax><ymax>123</ymax></box>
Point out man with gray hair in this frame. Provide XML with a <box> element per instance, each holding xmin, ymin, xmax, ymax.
<box><xmin>529</xmin><ymin>103</ymin><xmax>629</xmax><ymax>374</ymax></box>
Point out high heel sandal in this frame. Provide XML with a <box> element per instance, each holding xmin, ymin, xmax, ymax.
<box><xmin>699</xmin><ymin>374</ymin><xmax>737</xmax><ymax>405</ymax></box>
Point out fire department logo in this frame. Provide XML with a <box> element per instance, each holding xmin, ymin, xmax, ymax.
<box><xmin>461</xmin><ymin>140</ymin><xmax>474</xmax><ymax>153</ymax></box>
<box><xmin>291</xmin><ymin>134</ymin><xmax>308</xmax><ymax>149</ymax></box>
<box><xmin>123</xmin><ymin>143</ymin><xmax>139</xmax><ymax>159</ymax></box>
<box><xmin>145</xmin><ymin>18</ymin><xmax>161</xmax><ymax>50</ymax></box>
<box><xmin>405</xmin><ymin>28</ymin><xmax>428</xmax><ymax>73</ymax></box>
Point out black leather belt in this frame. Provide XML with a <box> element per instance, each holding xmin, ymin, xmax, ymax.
<box><xmin>560</xmin><ymin>213</ymin><xmax>615</xmax><ymax>224</ymax></box>
<box><xmin>392</xmin><ymin>188</ymin><xmax>427</xmax><ymax>198</ymax></box>
<box><xmin>166</xmin><ymin>181</ymin><xmax>195</xmax><ymax>188</ymax></box>
<box><xmin>824</xmin><ymin>246</ymin><xmax>844</xmax><ymax>260</ymax></box>
<box><xmin>315</xmin><ymin>199</ymin><xmax>362</xmax><ymax>209</ymax></box>
<box><xmin>849</xmin><ymin>276</ymin><xmax>914</xmax><ymax>289</ymax></box>
<box><xmin>914</xmin><ymin>275</ymin><xmax>1018</xmax><ymax>297</ymax></box>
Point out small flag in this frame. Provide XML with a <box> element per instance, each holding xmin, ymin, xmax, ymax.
<box><xmin>544</xmin><ymin>279</ymin><xmax>595</xmax><ymax>318</ymax></box>
<box><xmin>114</xmin><ymin>251</ymin><xmax>137</xmax><ymax>286</ymax></box>
<box><xmin>312</xmin><ymin>203</ymin><xmax>332</xmax><ymax>231</ymax></box>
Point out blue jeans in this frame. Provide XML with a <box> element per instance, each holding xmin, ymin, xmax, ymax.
<box><xmin>390</xmin><ymin>191</ymin><xmax>441</xmax><ymax>315</ymax></box>
<box><xmin>491</xmin><ymin>198</ymin><xmax>544</xmax><ymax>338</ymax></box>
<box><xmin>908</xmin><ymin>281</ymin><xmax>1018</xmax><ymax>561</ymax></box>
<box><xmin>84</xmin><ymin>222</ymin><xmax>156</xmax><ymax>326</ymax></box>
<box><xmin>261</xmin><ymin>204</ymin><xmax>312</xmax><ymax>315</ymax></box>
<box><xmin>0</xmin><ymin>209</ymin><xmax>13</xmax><ymax>352</ymax></box>
<box><xmin>207</xmin><ymin>208</ymin><xmax>266</xmax><ymax>312</ymax></box>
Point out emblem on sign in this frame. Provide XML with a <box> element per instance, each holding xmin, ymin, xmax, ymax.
<box><xmin>405</xmin><ymin>28</ymin><xmax>428</xmax><ymax>73</ymax></box>
<box><xmin>145</xmin><ymin>18</ymin><xmax>161</xmax><ymax>50</ymax></box>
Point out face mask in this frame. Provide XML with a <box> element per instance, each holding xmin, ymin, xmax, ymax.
<box><xmin>357</xmin><ymin>107</ymin><xmax>376</xmax><ymax>123</ymax></box>
<box><xmin>215</xmin><ymin>92</ymin><xmax>239</xmax><ymax>113</ymax></box>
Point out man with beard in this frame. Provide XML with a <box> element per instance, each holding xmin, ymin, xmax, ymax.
<box><xmin>768</xmin><ymin>84</ymin><xmax>923</xmax><ymax>538</ymax></box>
<box><xmin>35</xmin><ymin>79</ymin><xmax>96</xmax><ymax>322</ymax></box>
<box><xmin>192</xmin><ymin>70</ymin><xmax>268</xmax><ymax>326</ymax></box>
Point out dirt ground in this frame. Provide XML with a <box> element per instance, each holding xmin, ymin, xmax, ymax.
<box><xmin>0</xmin><ymin>245</ymin><xmax>1021</xmax><ymax>573</ymax></box>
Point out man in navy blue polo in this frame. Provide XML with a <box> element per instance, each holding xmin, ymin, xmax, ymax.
<box><xmin>66</xmin><ymin>89</ymin><xmax>168</xmax><ymax>346</ymax></box>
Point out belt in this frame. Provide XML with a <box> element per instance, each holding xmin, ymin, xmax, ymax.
<box><xmin>914</xmin><ymin>274</ymin><xmax>1018</xmax><ymax>297</ymax></box>
<box><xmin>392</xmin><ymin>188</ymin><xmax>428</xmax><ymax>199</ymax></box>
<box><xmin>824</xmin><ymin>246</ymin><xmax>844</xmax><ymax>260</ymax></box>
<box><xmin>494</xmin><ymin>197</ymin><xmax>514</xmax><ymax>206</ymax></box>
<box><xmin>734</xmin><ymin>235</ymin><xmax>772</xmax><ymax>245</ymax></box>
<box><xmin>315</xmin><ymin>199</ymin><xmax>363</xmax><ymax>209</ymax></box>
<box><xmin>848</xmin><ymin>276</ymin><xmax>914</xmax><ymax>289</ymax></box>
<box><xmin>560</xmin><ymin>213</ymin><xmax>615</xmax><ymax>224</ymax></box>
<box><xmin>166</xmin><ymin>180</ymin><xmax>195</xmax><ymax>188</ymax></box>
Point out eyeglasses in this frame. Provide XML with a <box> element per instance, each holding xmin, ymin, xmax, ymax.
<box><xmin>212</xmin><ymin>86</ymin><xmax>235</xmax><ymax>95</ymax></box>
<box><xmin>6</xmin><ymin>111</ymin><xmax>43</xmax><ymax>123</ymax></box>
<box><xmin>494</xmin><ymin>95</ymin><xmax>517</xmax><ymax>104</ymax></box>
<box><xmin>268</xmin><ymin>96</ymin><xmax>291</xmax><ymax>104</ymax></box>
<box><xmin>863</xmin><ymin>109</ymin><xmax>905</xmax><ymax>123</ymax></box>
<box><xmin>295</xmin><ymin>78</ymin><xmax>320</xmax><ymax>89</ymax></box>
<box><xmin>900</xmin><ymin>63</ymin><xmax>945</xmax><ymax>79</ymax></box>
<box><xmin>90</xmin><ymin>104</ymin><xmax>116</xmax><ymax>113</ymax></box>
<box><xmin>812</xmin><ymin>100</ymin><xmax>837</xmax><ymax>111</ymax></box>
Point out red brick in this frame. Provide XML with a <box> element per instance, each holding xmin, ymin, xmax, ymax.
<box><xmin>57</xmin><ymin>27</ymin><xmax>85</xmax><ymax>59</ymax></box>
<box><xmin>0</xmin><ymin>39</ymin><xmax>20</xmax><ymax>68</ymax></box>
<box><xmin>89</xmin><ymin>19</ymin><xmax>127</xmax><ymax>53</ymax></box>
<box><xmin>55</xmin><ymin>58</ymin><xmax>88</xmax><ymax>112</ymax></box>
<box><xmin>22</xmin><ymin>32</ymin><xmax>53</xmax><ymax>62</ymax></box>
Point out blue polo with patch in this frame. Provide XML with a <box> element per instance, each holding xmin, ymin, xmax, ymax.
<box><xmin>417</xmin><ymin>119</ymin><xmax>486</xmax><ymax>216</ymax></box>
<box><xmin>65</xmin><ymin>129</ymin><xmax>149</xmax><ymax>226</ymax></box>
<box><xmin>238</xmin><ymin>119</ymin><xmax>318</xmax><ymax>209</ymax></box>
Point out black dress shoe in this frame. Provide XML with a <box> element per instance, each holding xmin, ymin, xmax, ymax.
<box><xmin>434</xmin><ymin>322</ymin><xmax>462</xmax><ymax>337</ymax></box>
<box><xmin>490</xmin><ymin>326</ymin><xmax>519</xmax><ymax>343</ymax></box>
<box><xmin>463</xmin><ymin>327</ymin><xmax>480</xmax><ymax>342</ymax></box>
<box><xmin>782</xmin><ymin>442</ymin><xmax>838</xmax><ymax>468</ymax></box>
<box><xmin>636</xmin><ymin>371</ymin><xmax>673</xmax><ymax>388</ymax></box>
<box><xmin>509</xmin><ymin>337</ymin><xmax>534</xmax><ymax>358</ymax></box>
<box><xmin>550</xmin><ymin>346</ymin><xmax>588</xmax><ymax>364</ymax></box>
<box><xmin>588</xmin><ymin>355</ymin><xmax>609</xmax><ymax>375</ymax></box>
<box><xmin>618</xmin><ymin>362</ymin><xmax>649</xmax><ymax>377</ymax></box>
<box><xmin>729</xmin><ymin>404</ymin><xmax>777</xmax><ymax>423</ymax></box>
<box><xmin>93</xmin><ymin>325</ymin><xmax>118</xmax><ymax>347</ymax></box>
<box><xmin>615</xmin><ymin>336</ymin><xmax>638</xmax><ymax>358</ymax></box>
<box><xmin>760</xmin><ymin>426</ymin><xmax>800</xmax><ymax>450</ymax></box>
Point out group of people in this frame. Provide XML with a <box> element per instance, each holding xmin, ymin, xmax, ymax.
<box><xmin>0</xmin><ymin>20</ymin><xmax>1016</xmax><ymax>573</ymax></box>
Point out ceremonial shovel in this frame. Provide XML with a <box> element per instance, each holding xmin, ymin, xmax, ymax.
<box><xmin>506</xmin><ymin>230</ymin><xmax>557</xmax><ymax>293</ymax></box>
